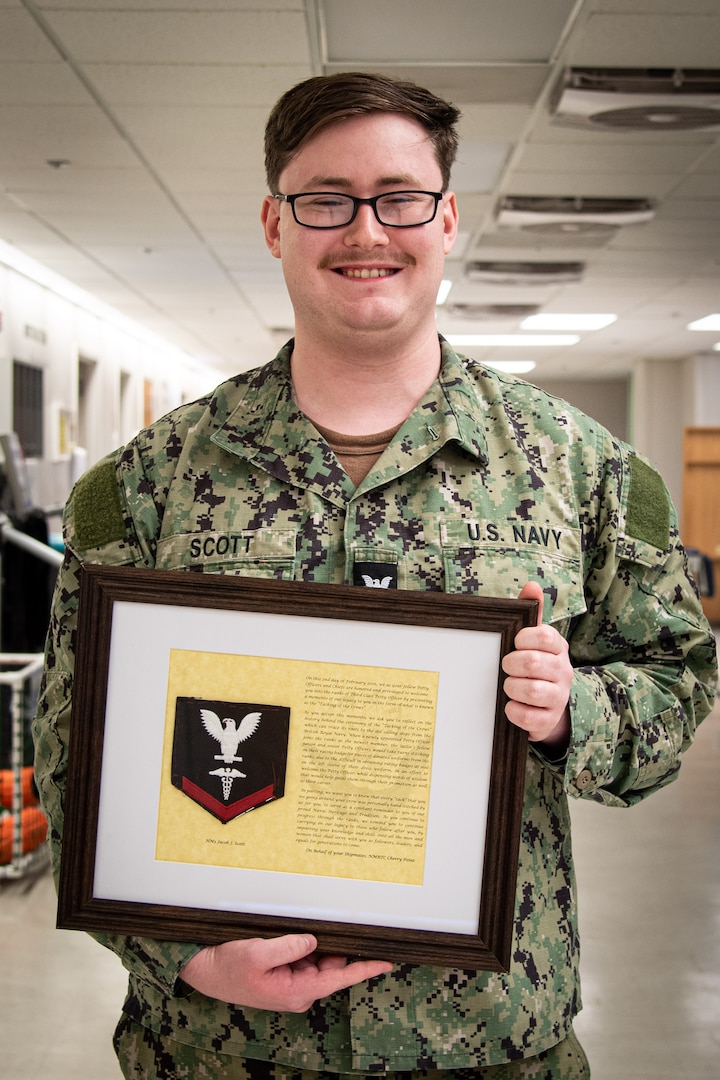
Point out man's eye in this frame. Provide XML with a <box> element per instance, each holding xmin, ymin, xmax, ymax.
<box><xmin>383</xmin><ymin>193</ymin><xmax>420</xmax><ymax>206</ymax></box>
<box><xmin>305</xmin><ymin>196</ymin><xmax>347</xmax><ymax>209</ymax></box>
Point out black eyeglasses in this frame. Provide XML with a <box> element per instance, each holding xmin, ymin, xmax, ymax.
<box><xmin>274</xmin><ymin>190</ymin><xmax>443</xmax><ymax>229</ymax></box>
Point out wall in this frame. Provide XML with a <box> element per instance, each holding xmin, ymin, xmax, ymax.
<box><xmin>632</xmin><ymin>355</ymin><xmax>720</xmax><ymax>513</ymax></box>
<box><xmin>0</xmin><ymin>256</ymin><xmax>226</xmax><ymax>512</ymax></box>
<box><xmin>687</xmin><ymin>355</ymin><xmax>720</xmax><ymax>428</ymax></box>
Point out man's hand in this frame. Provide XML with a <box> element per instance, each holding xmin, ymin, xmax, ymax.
<box><xmin>180</xmin><ymin>934</ymin><xmax>393</xmax><ymax>1013</ymax></box>
<box><xmin>502</xmin><ymin>581</ymin><xmax>572</xmax><ymax>754</ymax></box>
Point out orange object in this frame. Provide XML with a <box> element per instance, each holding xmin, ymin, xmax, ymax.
<box><xmin>0</xmin><ymin>808</ymin><xmax>48</xmax><ymax>864</ymax></box>
<box><xmin>0</xmin><ymin>767</ymin><xmax>39</xmax><ymax>810</ymax></box>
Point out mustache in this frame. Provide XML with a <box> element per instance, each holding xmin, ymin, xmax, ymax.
<box><xmin>318</xmin><ymin>252</ymin><xmax>416</xmax><ymax>270</ymax></box>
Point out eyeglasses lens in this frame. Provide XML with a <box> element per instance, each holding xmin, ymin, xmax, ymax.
<box><xmin>292</xmin><ymin>192</ymin><xmax>438</xmax><ymax>228</ymax></box>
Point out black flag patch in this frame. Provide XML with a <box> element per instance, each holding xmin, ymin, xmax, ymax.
<box><xmin>171</xmin><ymin>696</ymin><xmax>290</xmax><ymax>823</ymax></box>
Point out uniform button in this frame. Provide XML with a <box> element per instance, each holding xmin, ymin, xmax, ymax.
<box><xmin>575</xmin><ymin>768</ymin><xmax>593</xmax><ymax>791</ymax></box>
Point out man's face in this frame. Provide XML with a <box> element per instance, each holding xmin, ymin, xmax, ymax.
<box><xmin>261</xmin><ymin>112</ymin><xmax>458</xmax><ymax>347</ymax></box>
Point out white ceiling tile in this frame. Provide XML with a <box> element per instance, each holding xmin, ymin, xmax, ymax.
<box><xmin>36</xmin><ymin>1</ymin><xmax>302</xmax><ymax>9</ymax></box>
<box><xmin>590</xmin><ymin>248</ymin><xmax>717</xmax><ymax>276</ymax></box>
<box><xmin>595</xmin><ymin>1</ymin><xmax>720</xmax><ymax>13</ymax></box>
<box><xmin>322</xmin><ymin>64</ymin><xmax>551</xmax><ymax>106</ymax></box>
<box><xmin>0</xmin><ymin>210</ymin><xmax>66</xmax><ymax>246</ymax></box>
<box><xmin>459</xmin><ymin>105</ymin><xmax>535</xmax><ymax>141</ymax></box>
<box><xmin>239</xmin><ymin>284</ymin><xmax>296</xmax><ymax>331</ymax></box>
<box><xmin>43</xmin><ymin>10</ymin><xmax>311</xmax><ymax>64</ymax></box>
<box><xmin>516</xmin><ymin>141</ymin><xmax>710</xmax><ymax>175</ymax></box>
<box><xmin>153</xmin><ymin>173</ymin><xmax>263</xmax><ymax>197</ymax></box>
<box><xmin>608</xmin><ymin>220</ymin><xmax>720</xmax><ymax>253</ymax></box>
<box><xmin>569</xmin><ymin>12</ymin><xmax>720</xmax><ymax>67</ymax></box>
<box><xmin>1</xmin><ymin>165</ymin><xmax>161</xmax><ymax>196</ymax></box>
<box><xmin>84</xmin><ymin>63</ymin><xmax>311</xmax><ymax>108</ymax></box>
<box><xmin>0</xmin><ymin>61</ymin><xmax>93</xmax><ymax>104</ymax></box>
<box><xmin>452</xmin><ymin>142</ymin><xmax>510</xmax><ymax>194</ymax></box>
<box><xmin>695</xmin><ymin>146</ymin><xmax>720</xmax><ymax>171</ymax></box>
<box><xmin>112</xmin><ymin>105</ymin><xmax>268</xmax><ymax>173</ymax></box>
<box><xmin>673</xmin><ymin>174</ymin><xmax>720</xmax><ymax>198</ymax></box>
<box><xmin>0</xmin><ymin>11</ymin><xmax>59</xmax><ymax>61</ymax></box>
<box><xmin>0</xmin><ymin>105</ymin><xmax>141</xmax><ymax>167</ymax></box>
<box><xmin>322</xmin><ymin>0</ymin><xmax>577</xmax><ymax>63</ymax></box>
<box><xmin>502</xmin><ymin>171</ymin><xmax>683</xmax><ymax>200</ymax></box>
<box><xmin>657</xmin><ymin>199</ymin><xmax>720</xmax><ymax>220</ymax></box>
<box><xmin>16</xmin><ymin>188</ymin><xmax>187</xmax><ymax>218</ymax></box>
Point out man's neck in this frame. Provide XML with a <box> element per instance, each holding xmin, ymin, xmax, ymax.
<box><xmin>289</xmin><ymin>331</ymin><xmax>442</xmax><ymax>436</ymax></box>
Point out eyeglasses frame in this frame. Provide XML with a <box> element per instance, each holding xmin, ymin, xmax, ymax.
<box><xmin>273</xmin><ymin>190</ymin><xmax>444</xmax><ymax>229</ymax></box>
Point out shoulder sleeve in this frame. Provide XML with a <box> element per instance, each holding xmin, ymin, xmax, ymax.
<box><xmin>557</xmin><ymin>434</ymin><xmax>717</xmax><ymax>807</ymax></box>
<box><xmin>32</xmin><ymin>445</ymin><xmax>203</xmax><ymax>996</ymax></box>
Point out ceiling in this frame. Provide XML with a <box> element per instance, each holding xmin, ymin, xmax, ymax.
<box><xmin>0</xmin><ymin>0</ymin><xmax>719</xmax><ymax>381</ymax></box>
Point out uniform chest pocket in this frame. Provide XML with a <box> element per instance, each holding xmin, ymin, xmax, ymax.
<box><xmin>156</xmin><ymin>528</ymin><xmax>297</xmax><ymax>579</ymax></box>
<box><xmin>440</xmin><ymin>518</ymin><xmax>586</xmax><ymax>625</ymax></box>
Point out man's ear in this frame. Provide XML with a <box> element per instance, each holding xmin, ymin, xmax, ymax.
<box><xmin>442</xmin><ymin>192</ymin><xmax>459</xmax><ymax>256</ymax></box>
<box><xmin>261</xmin><ymin>195</ymin><xmax>282</xmax><ymax>259</ymax></box>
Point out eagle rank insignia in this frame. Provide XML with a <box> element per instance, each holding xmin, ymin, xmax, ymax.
<box><xmin>171</xmin><ymin>696</ymin><xmax>290</xmax><ymax>823</ymax></box>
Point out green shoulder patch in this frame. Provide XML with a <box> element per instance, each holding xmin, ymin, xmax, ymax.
<box><xmin>73</xmin><ymin>458</ymin><xmax>126</xmax><ymax>550</ymax></box>
<box><xmin>626</xmin><ymin>454</ymin><xmax>670</xmax><ymax>550</ymax></box>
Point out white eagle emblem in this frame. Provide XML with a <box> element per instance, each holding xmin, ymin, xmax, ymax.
<box><xmin>200</xmin><ymin>708</ymin><xmax>262</xmax><ymax>764</ymax></box>
<box><xmin>361</xmin><ymin>574</ymin><xmax>394</xmax><ymax>588</ymax></box>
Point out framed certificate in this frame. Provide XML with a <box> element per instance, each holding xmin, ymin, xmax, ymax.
<box><xmin>58</xmin><ymin>566</ymin><xmax>535</xmax><ymax>970</ymax></box>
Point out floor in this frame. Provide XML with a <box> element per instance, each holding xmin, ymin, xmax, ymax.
<box><xmin>1</xmin><ymin>677</ymin><xmax>719</xmax><ymax>1079</ymax></box>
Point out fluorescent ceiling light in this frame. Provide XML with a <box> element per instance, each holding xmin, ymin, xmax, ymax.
<box><xmin>483</xmin><ymin>360</ymin><xmax>537</xmax><ymax>374</ymax></box>
<box><xmin>521</xmin><ymin>313</ymin><xmax>617</xmax><ymax>331</ymax></box>
<box><xmin>445</xmin><ymin>334</ymin><xmax>579</xmax><ymax>347</ymax></box>
<box><xmin>688</xmin><ymin>314</ymin><xmax>720</xmax><ymax>331</ymax></box>
<box><xmin>436</xmin><ymin>279</ymin><xmax>453</xmax><ymax>305</ymax></box>
<box><xmin>0</xmin><ymin>238</ymin><xmax>216</xmax><ymax>374</ymax></box>
<box><xmin>713</xmin><ymin>342</ymin><xmax>720</xmax><ymax>352</ymax></box>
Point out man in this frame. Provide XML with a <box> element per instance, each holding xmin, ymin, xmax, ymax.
<box><xmin>34</xmin><ymin>73</ymin><xmax>716</xmax><ymax>1079</ymax></box>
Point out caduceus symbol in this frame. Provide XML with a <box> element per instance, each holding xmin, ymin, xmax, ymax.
<box><xmin>209</xmin><ymin>767</ymin><xmax>245</xmax><ymax>802</ymax></box>
<box><xmin>200</xmin><ymin>708</ymin><xmax>262</xmax><ymax>802</ymax></box>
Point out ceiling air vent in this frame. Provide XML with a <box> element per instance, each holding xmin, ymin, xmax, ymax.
<box><xmin>465</xmin><ymin>261</ymin><xmax>585</xmax><ymax>285</ymax></box>
<box><xmin>497</xmin><ymin>196</ymin><xmax>655</xmax><ymax>236</ymax></box>
<box><xmin>551</xmin><ymin>68</ymin><xmax>720</xmax><ymax>132</ymax></box>
<box><xmin>445</xmin><ymin>302</ymin><xmax>542</xmax><ymax>320</ymax></box>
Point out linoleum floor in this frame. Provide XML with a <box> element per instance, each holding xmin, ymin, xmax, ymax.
<box><xmin>2</xmin><ymin>668</ymin><xmax>719</xmax><ymax>1079</ymax></box>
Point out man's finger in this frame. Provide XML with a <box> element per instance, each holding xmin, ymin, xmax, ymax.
<box><xmin>518</xmin><ymin>580</ymin><xmax>544</xmax><ymax>625</ymax></box>
<box><xmin>260</xmin><ymin>934</ymin><xmax>318</xmax><ymax>970</ymax></box>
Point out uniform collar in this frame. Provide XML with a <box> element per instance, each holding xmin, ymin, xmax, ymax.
<box><xmin>212</xmin><ymin>338</ymin><xmax>489</xmax><ymax>502</ymax></box>
<box><xmin>420</xmin><ymin>337</ymin><xmax>489</xmax><ymax>463</ymax></box>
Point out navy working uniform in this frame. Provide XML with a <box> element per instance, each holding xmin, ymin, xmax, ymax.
<box><xmin>33</xmin><ymin>340</ymin><xmax>717</xmax><ymax>1073</ymax></box>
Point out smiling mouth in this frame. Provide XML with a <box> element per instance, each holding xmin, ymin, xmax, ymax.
<box><xmin>335</xmin><ymin>267</ymin><xmax>399</xmax><ymax>279</ymax></box>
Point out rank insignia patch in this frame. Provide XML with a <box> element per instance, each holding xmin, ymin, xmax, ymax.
<box><xmin>171</xmin><ymin>696</ymin><xmax>290</xmax><ymax>823</ymax></box>
<box><xmin>353</xmin><ymin>561</ymin><xmax>398</xmax><ymax>589</ymax></box>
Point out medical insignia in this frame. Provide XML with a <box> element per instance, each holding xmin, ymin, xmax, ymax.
<box><xmin>171</xmin><ymin>696</ymin><xmax>290</xmax><ymax>823</ymax></box>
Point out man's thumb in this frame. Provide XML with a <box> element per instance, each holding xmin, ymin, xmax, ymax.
<box><xmin>518</xmin><ymin>581</ymin><xmax>544</xmax><ymax>625</ymax></box>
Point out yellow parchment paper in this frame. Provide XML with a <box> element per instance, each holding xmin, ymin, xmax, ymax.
<box><xmin>156</xmin><ymin>649</ymin><xmax>439</xmax><ymax>885</ymax></box>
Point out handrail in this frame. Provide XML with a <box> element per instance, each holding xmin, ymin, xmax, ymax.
<box><xmin>0</xmin><ymin>513</ymin><xmax>64</xmax><ymax>568</ymax></box>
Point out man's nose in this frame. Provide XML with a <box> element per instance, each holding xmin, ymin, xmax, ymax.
<box><xmin>342</xmin><ymin>203</ymin><xmax>390</xmax><ymax>245</ymax></box>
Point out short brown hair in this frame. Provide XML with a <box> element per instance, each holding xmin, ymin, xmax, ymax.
<box><xmin>264</xmin><ymin>72</ymin><xmax>461</xmax><ymax>193</ymax></box>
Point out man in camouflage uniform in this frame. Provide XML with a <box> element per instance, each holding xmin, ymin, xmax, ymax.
<box><xmin>33</xmin><ymin>73</ymin><xmax>716</xmax><ymax>1080</ymax></box>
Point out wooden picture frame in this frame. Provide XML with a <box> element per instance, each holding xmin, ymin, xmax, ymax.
<box><xmin>58</xmin><ymin>565</ymin><xmax>535</xmax><ymax>971</ymax></box>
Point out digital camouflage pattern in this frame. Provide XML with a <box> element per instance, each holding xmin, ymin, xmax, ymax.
<box><xmin>112</xmin><ymin>1013</ymin><xmax>590</xmax><ymax>1079</ymax></box>
<box><xmin>33</xmin><ymin>341</ymin><xmax>717</xmax><ymax>1073</ymax></box>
